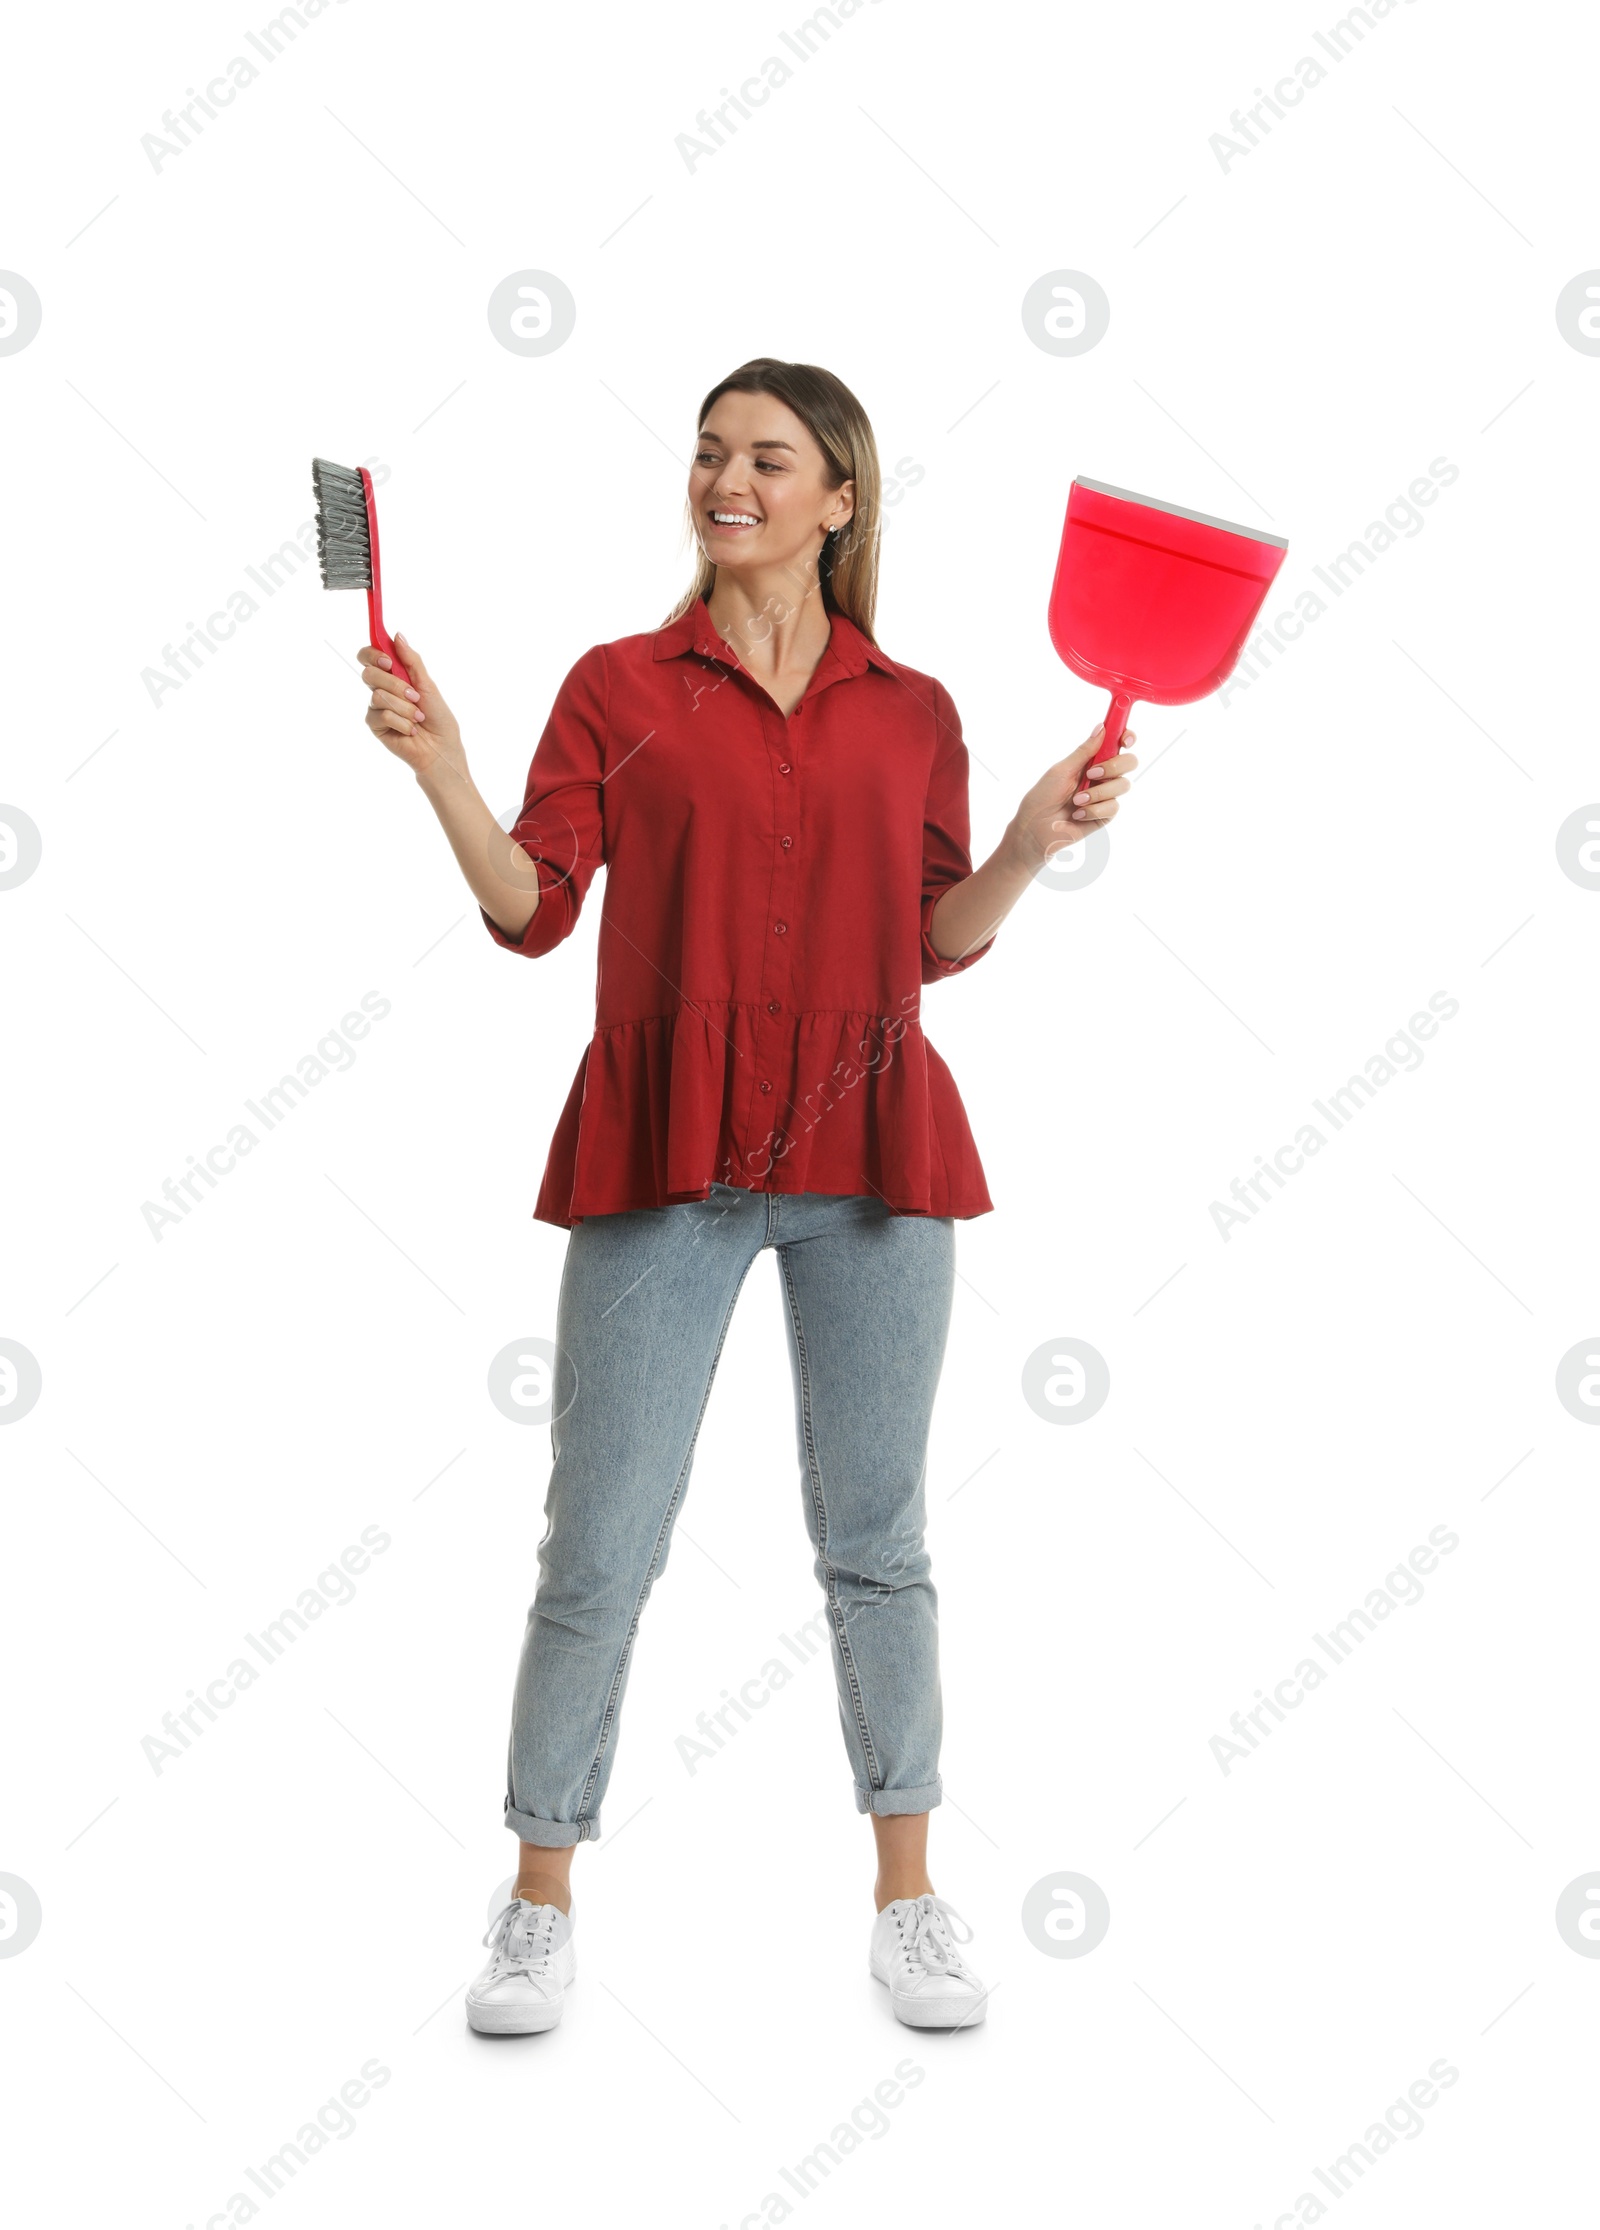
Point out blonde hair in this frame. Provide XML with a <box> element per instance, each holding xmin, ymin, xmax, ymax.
<box><xmin>663</xmin><ymin>357</ymin><xmax>883</xmax><ymax>643</ymax></box>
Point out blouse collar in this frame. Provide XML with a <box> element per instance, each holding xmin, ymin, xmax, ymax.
<box><xmin>651</xmin><ymin>594</ymin><xmax>896</xmax><ymax>682</ymax></box>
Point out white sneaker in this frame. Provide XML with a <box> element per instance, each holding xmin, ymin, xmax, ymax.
<box><xmin>870</xmin><ymin>1893</ymin><xmax>988</xmax><ymax>2028</ymax></box>
<box><xmin>465</xmin><ymin>1898</ymin><xmax>576</xmax><ymax>2034</ymax></box>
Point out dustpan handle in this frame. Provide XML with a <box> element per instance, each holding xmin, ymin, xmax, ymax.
<box><xmin>1082</xmin><ymin>692</ymin><xmax>1132</xmax><ymax>790</ymax></box>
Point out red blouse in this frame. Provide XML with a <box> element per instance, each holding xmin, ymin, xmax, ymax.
<box><xmin>482</xmin><ymin>595</ymin><xmax>997</xmax><ymax>1227</ymax></box>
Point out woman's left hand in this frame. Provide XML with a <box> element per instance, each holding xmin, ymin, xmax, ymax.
<box><xmin>1006</xmin><ymin>722</ymin><xmax>1138</xmax><ymax>868</ymax></box>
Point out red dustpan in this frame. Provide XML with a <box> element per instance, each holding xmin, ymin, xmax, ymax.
<box><xmin>1049</xmin><ymin>477</ymin><xmax>1289</xmax><ymax>782</ymax></box>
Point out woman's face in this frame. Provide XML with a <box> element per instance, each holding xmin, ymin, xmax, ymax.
<box><xmin>689</xmin><ymin>390</ymin><xmax>854</xmax><ymax>582</ymax></box>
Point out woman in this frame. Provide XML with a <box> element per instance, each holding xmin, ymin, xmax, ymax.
<box><xmin>357</xmin><ymin>359</ymin><xmax>1135</xmax><ymax>2036</ymax></box>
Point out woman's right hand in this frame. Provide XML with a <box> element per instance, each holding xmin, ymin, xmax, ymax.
<box><xmin>358</xmin><ymin>631</ymin><xmax>467</xmax><ymax>783</ymax></box>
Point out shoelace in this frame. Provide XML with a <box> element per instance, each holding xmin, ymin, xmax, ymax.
<box><xmin>482</xmin><ymin>1899</ymin><xmax>558</xmax><ymax>1979</ymax></box>
<box><xmin>898</xmin><ymin>1893</ymin><xmax>974</xmax><ymax>1976</ymax></box>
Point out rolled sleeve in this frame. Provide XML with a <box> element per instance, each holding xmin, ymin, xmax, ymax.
<box><xmin>919</xmin><ymin>681</ymin><xmax>996</xmax><ymax>983</ymax></box>
<box><xmin>482</xmin><ymin>644</ymin><xmax>608</xmax><ymax>960</ymax></box>
<box><xmin>481</xmin><ymin>854</ymin><xmax>584</xmax><ymax>957</ymax></box>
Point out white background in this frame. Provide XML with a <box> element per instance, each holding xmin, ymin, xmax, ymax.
<box><xmin>3</xmin><ymin>0</ymin><xmax>1596</xmax><ymax>2223</ymax></box>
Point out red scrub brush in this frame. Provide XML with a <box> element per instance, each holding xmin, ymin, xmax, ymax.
<box><xmin>311</xmin><ymin>457</ymin><xmax>411</xmax><ymax>688</ymax></box>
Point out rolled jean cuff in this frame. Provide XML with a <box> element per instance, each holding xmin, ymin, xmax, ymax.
<box><xmin>505</xmin><ymin>1803</ymin><xmax>594</xmax><ymax>1847</ymax></box>
<box><xmin>856</xmin><ymin>1778</ymin><xmax>942</xmax><ymax>1817</ymax></box>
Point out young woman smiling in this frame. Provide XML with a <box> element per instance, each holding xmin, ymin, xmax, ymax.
<box><xmin>356</xmin><ymin>359</ymin><xmax>1136</xmax><ymax>2035</ymax></box>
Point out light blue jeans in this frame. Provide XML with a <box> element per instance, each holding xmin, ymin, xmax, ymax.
<box><xmin>506</xmin><ymin>1183</ymin><xmax>956</xmax><ymax>1844</ymax></box>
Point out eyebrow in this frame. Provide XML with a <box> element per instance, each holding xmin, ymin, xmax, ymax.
<box><xmin>696</xmin><ymin>431</ymin><xmax>797</xmax><ymax>453</ymax></box>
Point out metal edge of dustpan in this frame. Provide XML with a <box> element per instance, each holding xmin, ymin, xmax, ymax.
<box><xmin>1073</xmin><ymin>476</ymin><xmax>1289</xmax><ymax>551</ymax></box>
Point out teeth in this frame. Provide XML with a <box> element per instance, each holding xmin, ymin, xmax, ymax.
<box><xmin>712</xmin><ymin>511</ymin><xmax>759</xmax><ymax>525</ymax></box>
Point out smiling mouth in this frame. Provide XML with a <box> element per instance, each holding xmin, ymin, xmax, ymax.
<box><xmin>708</xmin><ymin>510</ymin><xmax>762</xmax><ymax>532</ymax></box>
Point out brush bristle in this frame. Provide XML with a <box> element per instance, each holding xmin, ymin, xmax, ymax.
<box><xmin>311</xmin><ymin>457</ymin><xmax>373</xmax><ymax>589</ymax></box>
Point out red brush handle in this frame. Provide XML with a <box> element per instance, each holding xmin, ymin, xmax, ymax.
<box><xmin>359</xmin><ymin>467</ymin><xmax>411</xmax><ymax>691</ymax></box>
<box><xmin>1080</xmin><ymin>691</ymin><xmax>1132</xmax><ymax>803</ymax></box>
